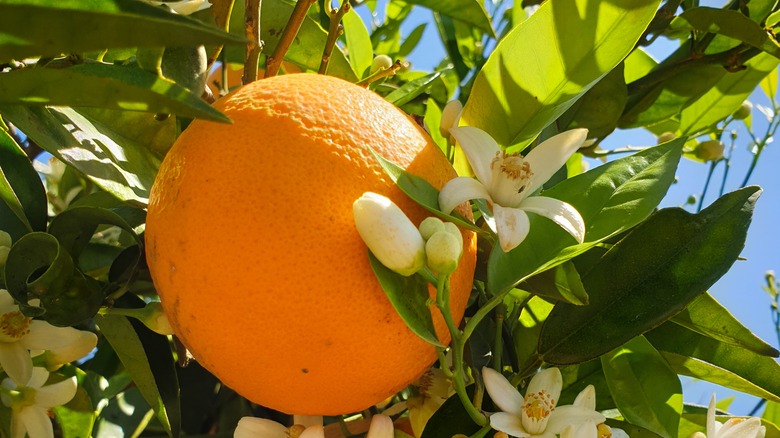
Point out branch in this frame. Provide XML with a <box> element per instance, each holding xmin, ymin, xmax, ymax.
<box><xmin>243</xmin><ymin>0</ymin><xmax>263</xmax><ymax>85</ymax></box>
<box><xmin>319</xmin><ymin>0</ymin><xmax>350</xmax><ymax>74</ymax></box>
<box><xmin>264</xmin><ymin>0</ymin><xmax>316</xmax><ymax>78</ymax></box>
<box><xmin>356</xmin><ymin>60</ymin><xmax>402</xmax><ymax>87</ymax></box>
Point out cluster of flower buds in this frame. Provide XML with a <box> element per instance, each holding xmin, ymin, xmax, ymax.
<box><xmin>353</xmin><ymin>192</ymin><xmax>463</xmax><ymax>277</ymax></box>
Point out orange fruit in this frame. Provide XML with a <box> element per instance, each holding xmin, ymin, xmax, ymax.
<box><xmin>145</xmin><ymin>73</ymin><xmax>477</xmax><ymax>415</ymax></box>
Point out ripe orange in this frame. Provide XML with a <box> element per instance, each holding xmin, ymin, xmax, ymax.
<box><xmin>145</xmin><ymin>73</ymin><xmax>477</xmax><ymax>415</ymax></box>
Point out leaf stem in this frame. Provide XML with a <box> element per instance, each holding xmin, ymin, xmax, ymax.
<box><xmin>320</xmin><ymin>0</ymin><xmax>350</xmax><ymax>75</ymax></box>
<box><xmin>357</xmin><ymin>60</ymin><xmax>403</xmax><ymax>87</ymax></box>
<box><xmin>697</xmin><ymin>160</ymin><xmax>718</xmax><ymax>212</ymax></box>
<box><xmin>242</xmin><ymin>0</ymin><xmax>263</xmax><ymax>85</ymax></box>
<box><xmin>264</xmin><ymin>0</ymin><xmax>316</xmax><ymax>78</ymax></box>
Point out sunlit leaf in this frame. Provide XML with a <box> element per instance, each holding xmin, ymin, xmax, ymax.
<box><xmin>463</xmin><ymin>0</ymin><xmax>661</xmax><ymax>149</ymax></box>
<box><xmin>404</xmin><ymin>0</ymin><xmax>493</xmax><ymax>36</ymax></box>
<box><xmin>385</xmin><ymin>71</ymin><xmax>443</xmax><ymax>106</ymax></box>
<box><xmin>342</xmin><ymin>6</ymin><xmax>373</xmax><ymax>79</ymax></box>
<box><xmin>760</xmin><ymin>67</ymin><xmax>778</xmax><ymax>99</ymax></box>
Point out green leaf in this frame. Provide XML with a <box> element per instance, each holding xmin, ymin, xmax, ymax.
<box><xmin>48</xmin><ymin>206</ymin><xmax>142</xmax><ymax>258</ymax></box>
<box><xmin>53</xmin><ymin>366</ymin><xmax>96</xmax><ymax>438</ymax></box>
<box><xmin>519</xmin><ymin>261</ymin><xmax>589</xmax><ymax>306</ymax></box>
<box><xmin>680</xmin><ymin>52</ymin><xmax>779</xmax><ymax>134</ymax></box>
<box><xmin>385</xmin><ymin>71</ymin><xmax>443</xmax><ymax>107</ymax></box>
<box><xmin>76</xmin><ymin>107</ymin><xmax>177</xmax><ymax>158</ymax></box>
<box><xmin>671</xmin><ymin>8</ymin><xmax>780</xmax><ymax>60</ymax></box>
<box><xmin>488</xmin><ymin>138</ymin><xmax>684</xmax><ymax>295</ymax></box>
<box><xmin>3</xmin><ymin>232</ymin><xmax>103</xmax><ymax>325</ymax></box>
<box><xmin>404</xmin><ymin>0</ymin><xmax>494</xmax><ymax>36</ymax></box>
<box><xmin>0</xmin><ymin>0</ymin><xmax>245</xmax><ymax>63</ymax></box>
<box><xmin>760</xmin><ymin>67</ymin><xmax>778</xmax><ymax>99</ymax></box>
<box><xmin>538</xmin><ymin>186</ymin><xmax>761</xmax><ymax>365</ymax></box>
<box><xmin>765</xmin><ymin>401</ymin><xmax>780</xmax><ymax>425</ymax></box>
<box><xmin>421</xmin><ymin>385</ymin><xmax>481</xmax><ymax>438</ymax></box>
<box><xmin>397</xmin><ymin>23</ymin><xmax>427</xmax><ymax>59</ymax></box>
<box><xmin>558</xmin><ymin>360</ymin><xmax>615</xmax><ymax>410</ymax></box>
<box><xmin>646</xmin><ymin>321</ymin><xmax>780</xmax><ymax>403</ymax></box>
<box><xmin>463</xmin><ymin>0</ymin><xmax>661</xmax><ymax>148</ymax></box>
<box><xmin>0</xmin><ymin>63</ymin><xmax>230</xmax><ymax>123</ymax></box>
<box><xmin>96</xmin><ymin>311</ymin><xmax>180</xmax><ymax>438</ymax></box>
<box><xmin>424</xmin><ymin>98</ymin><xmax>448</xmax><ymax>155</ymax></box>
<box><xmin>671</xmin><ymin>293</ymin><xmax>779</xmax><ymax>357</ymax></box>
<box><xmin>601</xmin><ymin>336</ymin><xmax>682</xmax><ymax>438</ymax></box>
<box><xmin>369</xmin><ymin>148</ymin><xmax>482</xmax><ymax>233</ymax></box>
<box><xmin>342</xmin><ymin>6</ymin><xmax>373</xmax><ymax>79</ymax></box>
<box><xmin>513</xmin><ymin>294</ymin><xmax>551</xmax><ymax>373</ymax></box>
<box><xmin>561</xmin><ymin>64</ymin><xmax>627</xmax><ymax>139</ymax></box>
<box><xmin>0</xmin><ymin>128</ymin><xmax>47</xmax><ymax>240</ymax></box>
<box><xmin>0</xmin><ymin>105</ymin><xmax>161</xmax><ymax>205</ymax></box>
<box><xmin>368</xmin><ymin>252</ymin><xmax>444</xmax><ymax>347</ymax></box>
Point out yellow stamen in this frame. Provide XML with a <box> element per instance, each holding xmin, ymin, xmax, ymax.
<box><xmin>521</xmin><ymin>389</ymin><xmax>554</xmax><ymax>421</ymax></box>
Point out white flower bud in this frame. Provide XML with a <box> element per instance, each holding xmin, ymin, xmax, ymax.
<box><xmin>418</xmin><ymin>217</ymin><xmax>445</xmax><ymax>241</ymax></box>
<box><xmin>440</xmin><ymin>100</ymin><xmax>463</xmax><ymax>138</ymax></box>
<box><xmin>425</xmin><ymin>231</ymin><xmax>462</xmax><ymax>275</ymax></box>
<box><xmin>353</xmin><ymin>192</ymin><xmax>425</xmax><ymax>277</ymax></box>
<box><xmin>370</xmin><ymin>55</ymin><xmax>394</xmax><ymax>74</ymax></box>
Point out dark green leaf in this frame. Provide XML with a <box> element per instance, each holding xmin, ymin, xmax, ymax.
<box><xmin>368</xmin><ymin>252</ymin><xmax>444</xmax><ymax>347</ymax></box>
<box><xmin>558</xmin><ymin>360</ymin><xmax>615</xmax><ymax>411</ymax></box>
<box><xmin>434</xmin><ymin>13</ymin><xmax>471</xmax><ymax>80</ymax></box>
<box><xmin>561</xmin><ymin>64</ymin><xmax>627</xmax><ymax>139</ymax></box>
<box><xmin>539</xmin><ymin>186</ymin><xmax>761</xmax><ymax>364</ymax></box>
<box><xmin>604</xmin><ymin>419</ymin><xmax>665</xmax><ymax>438</ymax></box>
<box><xmin>421</xmin><ymin>385</ymin><xmax>482</xmax><ymax>438</ymax></box>
<box><xmin>671</xmin><ymin>293</ymin><xmax>779</xmax><ymax>357</ymax></box>
<box><xmin>96</xmin><ymin>310</ymin><xmax>180</xmax><ymax>438</ymax></box>
<box><xmin>647</xmin><ymin>322</ymin><xmax>780</xmax><ymax>403</ymax></box>
<box><xmin>0</xmin><ymin>105</ymin><xmax>161</xmax><ymax>204</ymax></box>
<box><xmin>0</xmin><ymin>128</ymin><xmax>47</xmax><ymax>240</ymax></box>
<box><xmin>404</xmin><ymin>0</ymin><xmax>494</xmax><ymax>36</ymax></box>
<box><xmin>385</xmin><ymin>71</ymin><xmax>443</xmax><ymax>106</ymax></box>
<box><xmin>0</xmin><ymin>63</ymin><xmax>229</xmax><ymax>123</ymax></box>
<box><xmin>369</xmin><ymin>148</ymin><xmax>482</xmax><ymax>233</ymax></box>
<box><xmin>671</xmin><ymin>7</ymin><xmax>780</xmax><ymax>59</ymax></box>
<box><xmin>512</xmin><ymin>294</ymin><xmax>550</xmax><ymax>373</ymax></box>
<box><xmin>0</xmin><ymin>0</ymin><xmax>244</xmax><ymax>63</ymax></box>
<box><xmin>463</xmin><ymin>0</ymin><xmax>661</xmax><ymax>148</ymax></box>
<box><xmin>601</xmin><ymin>336</ymin><xmax>682</xmax><ymax>438</ymax></box>
<box><xmin>488</xmin><ymin>138</ymin><xmax>684</xmax><ymax>295</ymax></box>
<box><xmin>48</xmin><ymin>206</ymin><xmax>142</xmax><ymax>259</ymax></box>
<box><xmin>519</xmin><ymin>261</ymin><xmax>588</xmax><ymax>306</ymax></box>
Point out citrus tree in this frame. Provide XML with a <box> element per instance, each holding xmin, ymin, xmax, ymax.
<box><xmin>0</xmin><ymin>0</ymin><xmax>779</xmax><ymax>437</ymax></box>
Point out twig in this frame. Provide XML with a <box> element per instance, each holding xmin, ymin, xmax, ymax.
<box><xmin>357</xmin><ymin>60</ymin><xmax>403</xmax><ymax>86</ymax></box>
<box><xmin>264</xmin><ymin>0</ymin><xmax>316</xmax><ymax>78</ymax></box>
<box><xmin>320</xmin><ymin>0</ymin><xmax>351</xmax><ymax>74</ymax></box>
<box><xmin>243</xmin><ymin>0</ymin><xmax>263</xmax><ymax>85</ymax></box>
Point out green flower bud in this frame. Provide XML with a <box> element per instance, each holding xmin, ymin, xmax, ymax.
<box><xmin>370</xmin><ymin>55</ymin><xmax>394</xmax><ymax>74</ymax></box>
<box><xmin>695</xmin><ymin>140</ymin><xmax>724</xmax><ymax>161</ymax></box>
<box><xmin>442</xmin><ymin>222</ymin><xmax>463</xmax><ymax>248</ymax></box>
<box><xmin>418</xmin><ymin>217</ymin><xmax>445</xmax><ymax>240</ymax></box>
<box><xmin>425</xmin><ymin>231</ymin><xmax>462</xmax><ymax>275</ymax></box>
<box><xmin>733</xmin><ymin>100</ymin><xmax>752</xmax><ymax>120</ymax></box>
<box><xmin>353</xmin><ymin>192</ymin><xmax>426</xmax><ymax>276</ymax></box>
<box><xmin>657</xmin><ymin>132</ymin><xmax>676</xmax><ymax>144</ymax></box>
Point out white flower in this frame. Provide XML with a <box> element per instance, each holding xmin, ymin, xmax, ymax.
<box><xmin>144</xmin><ymin>0</ymin><xmax>212</xmax><ymax>15</ymax></box>
<box><xmin>353</xmin><ymin>192</ymin><xmax>426</xmax><ymax>276</ymax></box>
<box><xmin>366</xmin><ymin>414</ymin><xmax>394</xmax><ymax>438</ymax></box>
<box><xmin>38</xmin><ymin>329</ymin><xmax>97</xmax><ymax>371</ymax></box>
<box><xmin>0</xmin><ymin>290</ymin><xmax>91</xmax><ymax>384</ymax></box>
<box><xmin>1</xmin><ymin>367</ymin><xmax>78</xmax><ymax>438</ymax></box>
<box><xmin>234</xmin><ymin>415</ymin><xmax>324</xmax><ymax>438</ymax></box>
<box><xmin>688</xmin><ymin>394</ymin><xmax>766</xmax><ymax>438</ymax></box>
<box><xmin>439</xmin><ymin>127</ymin><xmax>587</xmax><ymax>252</ymax></box>
<box><xmin>560</xmin><ymin>385</ymin><xmax>627</xmax><ymax>438</ymax></box>
<box><xmin>482</xmin><ymin>367</ymin><xmax>604</xmax><ymax>438</ymax></box>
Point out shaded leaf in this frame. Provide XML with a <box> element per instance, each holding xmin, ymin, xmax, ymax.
<box><xmin>421</xmin><ymin>385</ymin><xmax>481</xmax><ymax>438</ymax></box>
<box><xmin>519</xmin><ymin>261</ymin><xmax>588</xmax><ymax>306</ymax></box>
<box><xmin>0</xmin><ymin>128</ymin><xmax>47</xmax><ymax>240</ymax></box>
<box><xmin>601</xmin><ymin>336</ymin><xmax>682</xmax><ymax>438</ymax></box>
<box><xmin>539</xmin><ymin>186</ymin><xmax>761</xmax><ymax>364</ymax></box>
<box><xmin>0</xmin><ymin>0</ymin><xmax>245</xmax><ymax>63</ymax></box>
<box><xmin>463</xmin><ymin>0</ymin><xmax>661</xmax><ymax>149</ymax></box>
<box><xmin>368</xmin><ymin>252</ymin><xmax>443</xmax><ymax>347</ymax></box>
<box><xmin>0</xmin><ymin>63</ymin><xmax>229</xmax><ymax>123</ymax></box>
<box><xmin>404</xmin><ymin>0</ymin><xmax>494</xmax><ymax>36</ymax></box>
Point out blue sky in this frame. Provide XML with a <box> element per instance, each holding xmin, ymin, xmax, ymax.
<box><xmin>384</xmin><ymin>2</ymin><xmax>780</xmax><ymax>415</ymax></box>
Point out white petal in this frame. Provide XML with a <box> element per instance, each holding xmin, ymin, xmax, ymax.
<box><xmin>526</xmin><ymin>368</ymin><xmax>563</xmax><ymax>407</ymax></box>
<box><xmin>366</xmin><ymin>414</ymin><xmax>394</xmax><ymax>438</ymax></box>
<box><xmin>572</xmin><ymin>385</ymin><xmax>596</xmax><ymax>411</ymax></box>
<box><xmin>234</xmin><ymin>417</ymin><xmax>287</xmax><ymax>438</ymax></box>
<box><xmin>524</xmin><ymin>129</ymin><xmax>588</xmax><ymax>194</ymax></box>
<box><xmin>489</xmin><ymin>412</ymin><xmax>531</xmax><ymax>437</ymax></box>
<box><xmin>27</xmin><ymin>367</ymin><xmax>49</xmax><ymax>389</ymax></box>
<box><xmin>492</xmin><ymin>205</ymin><xmax>530</xmax><ymax>252</ymax></box>
<box><xmin>560</xmin><ymin>423</ymin><xmax>598</xmax><ymax>438</ymax></box>
<box><xmin>519</xmin><ymin>197</ymin><xmax>585</xmax><ymax>243</ymax></box>
<box><xmin>300</xmin><ymin>425</ymin><xmax>325</xmax><ymax>438</ymax></box>
<box><xmin>45</xmin><ymin>331</ymin><xmax>97</xmax><ymax>367</ymax></box>
<box><xmin>544</xmin><ymin>406</ymin><xmax>605</xmax><ymax>434</ymax></box>
<box><xmin>440</xmin><ymin>100</ymin><xmax>463</xmax><ymax>137</ymax></box>
<box><xmin>292</xmin><ymin>415</ymin><xmax>323</xmax><ymax>428</ymax></box>
<box><xmin>0</xmin><ymin>290</ymin><xmax>16</xmax><ymax>310</ymax></box>
<box><xmin>22</xmin><ymin>323</ymin><xmax>83</xmax><ymax>351</ymax></box>
<box><xmin>718</xmin><ymin>417</ymin><xmax>764</xmax><ymax>438</ymax></box>
<box><xmin>482</xmin><ymin>367</ymin><xmax>524</xmax><ymax>416</ymax></box>
<box><xmin>10</xmin><ymin>409</ymin><xmax>25</xmax><ymax>438</ymax></box>
<box><xmin>34</xmin><ymin>376</ymin><xmax>77</xmax><ymax>408</ymax></box>
<box><xmin>18</xmin><ymin>407</ymin><xmax>53</xmax><ymax>438</ymax></box>
<box><xmin>439</xmin><ymin>177</ymin><xmax>490</xmax><ymax>215</ymax></box>
<box><xmin>707</xmin><ymin>394</ymin><xmax>718</xmax><ymax>438</ymax></box>
<box><xmin>450</xmin><ymin>126</ymin><xmax>501</xmax><ymax>186</ymax></box>
<box><xmin>0</xmin><ymin>342</ymin><xmax>33</xmax><ymax>384</ymax></box>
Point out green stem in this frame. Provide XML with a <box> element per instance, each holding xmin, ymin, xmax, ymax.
<box><xmin>492</xmin><ymin>304</ymin><xmax>505</xmax><ymax>371</ymax></box>
<box><xmin>697</xmin><ymin>160</ymin><xmax>718</xmax><ymax>212</ymax></box>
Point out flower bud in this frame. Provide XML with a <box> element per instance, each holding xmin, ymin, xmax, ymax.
<box><xmin>140</xmin><ymin>301</ymin><xmax>175</xmax><ymax>335</ymax></box>
<box><xmin>656</xmin><ymin>132</ymin><xmax>676</xmax><ymax>144</ymax></box>
<box><xmin>425</xmin><ymin>231</ymin><xmax>462</xmax><ymax>275</ymax></box>
<box><xmin>695</xmin><ymin>140</ymin><xmax>724</xmax><ymax>161</ymax></box>
<box><xmin>418</xmin><ymin>217</ymin><xmax>445</xmax><ymax>241</ymax></box>
<box><xmin>442</xmin><ymin>222</ymin><xmax>463</xmax><ymax>248</ymax></box>
<box><xmin>43</xmin><ymin>330</ymin><xmax>98</xmax><ymax>370</ymax></box>
<box><xmin>353</xmin><ymin>192</ymin><xmax>425</xmax><ymax>276</ymax></box>
<box><xmin>370</xmin><ymin>55</ymin><xmax>394</xmax><ymax>74</ymax></box>
<box><xmin>440</xmin><ymin>100</ymin><xmax>463</xmax><ymax>138</ymax></box>
<box><xmin>733</xmin><ymin>100</ymin><xmax>752</xmax><ymax>120</ymax></box>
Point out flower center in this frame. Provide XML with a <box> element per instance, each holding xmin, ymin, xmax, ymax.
<box><xmin>521</xmin><ymin>389</ymin><xmax>555</xmax><ymax>433</ymax></box>
<box><xmin>493</xmin><ymin>152</ymin><xmax>533</xmax><ymax>193</ymax></box>
<box><xmin>0</xmin><ymin>311</ymin><xmax>31</xmax><ymax>341</ymax></box>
